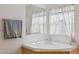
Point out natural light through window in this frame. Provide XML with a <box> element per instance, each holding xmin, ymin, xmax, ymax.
<box><xmin>31</xmin><ymin>11</ymin><xmax>47</xmax><ymax>34</ymax></box>
<box><xmin>49</xmin><ymin>6</ymin><xmax>74</xmax><ymax>36</ymax></box>
<box><xmin>31</xmin><ymin>5</ymin><xmax>74</xmax><ymax>37</ymax></box>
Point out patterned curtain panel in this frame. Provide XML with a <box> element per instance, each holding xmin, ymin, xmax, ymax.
<box><xmin>4</xmin><ymin>19</ymin><xmax>22</xmax><ymax>39</ymax></box>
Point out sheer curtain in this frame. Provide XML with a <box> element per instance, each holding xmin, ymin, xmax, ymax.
<box><xmin>31</xmin><ymin>5</ymin><xmax>74</xmax><ymax>37</ymax></box>
<box><xmin>49</xmin><ymin>6</ymin><xmax>74</xmax><ymax>37</ymax></box>
<box><xmin>31</xmin><ymin>11</ymin><xmax>47</xmax><ymax>34</ymax></box>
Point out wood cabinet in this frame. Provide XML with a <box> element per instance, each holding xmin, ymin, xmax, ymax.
<box><xmin>22</xmin><ymin>47</ymin><xmax>79</xmax><ymax>54</ymax></box>
<box><xmin>16</xmin><ymin>48</ymin><xmax>22</xmax><ymax>54</ymax></box>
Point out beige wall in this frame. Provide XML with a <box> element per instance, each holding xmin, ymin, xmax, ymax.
<box><xmin>26</xmin><ymin>5</ymin><xmax>32</xmax><ymax>34</ymax></box>
<box><xmin>0</xmin><ymin>4</ymin><xmax>26</xmax><ymax>53</ymax></box>
<box><xmin>74</xmin><ymin>5</ymin><xmax>79</xmax><ymax>44</ymax></box>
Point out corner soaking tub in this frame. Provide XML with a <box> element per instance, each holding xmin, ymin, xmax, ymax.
<box><xmin>22</xmin><ymin>34</ymin><xmax>77</xmax><ymax>54</ymax></box>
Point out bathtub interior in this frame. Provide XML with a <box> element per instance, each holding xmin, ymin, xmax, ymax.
<box><xmin>24</xmin><ymin>34</ymin><xmax>48</xmax><ymax>43</ymax></box>
<box><xmin>23</xmin><ymin>34</ymin><xmax>77</xmax><ymax>50</ymax></box>
<box><xmin>51</xmin><ymin>35</ymin><xmax>73</xmax><ymax>44</ymax></box>
<box><xmin>24</xmin><ymin>34</ymin><xmax>74</xmax><ymax>44</ymax></box>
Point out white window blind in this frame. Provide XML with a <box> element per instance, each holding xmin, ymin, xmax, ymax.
<box><xmin>31</xmin><ymin>11</ymin><xmax>47</xmax><ymax>34</ymax></box>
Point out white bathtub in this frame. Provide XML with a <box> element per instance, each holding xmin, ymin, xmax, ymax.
<box><xmin>23</xmin><ymin>34</ymin><xmax>77</xmax><ymax>51</ymax></box>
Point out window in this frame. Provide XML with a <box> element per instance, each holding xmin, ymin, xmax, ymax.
<box><xmin>49</xmin><ymin>6</ymin><xmax>74</xmax><ymax>36</ymax></box>
<box><xmin>31</xmin><ymin>5</ymin><xmax>74</xmax><ymax>36</ymax></box>
<box><xmin>31</xmin><ymin>12</ymin><xmax>47</xmax><ymax>34</ymax></box>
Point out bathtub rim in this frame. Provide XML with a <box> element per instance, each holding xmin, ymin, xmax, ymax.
<box><xmin>22</xmin><ymin>43</ymin><xmax>77</xmax><ymax>52</ymax></box>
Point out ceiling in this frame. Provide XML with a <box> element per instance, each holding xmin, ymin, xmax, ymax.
<box><xmin>32</xmin><ymin>4</ymin><xmax>73</xmax><ymax>9</ymax></box>
<box><xmin>28</xmin><ymin>4</ymin><xmax>74</xmax><ymax>13</ymax></box>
